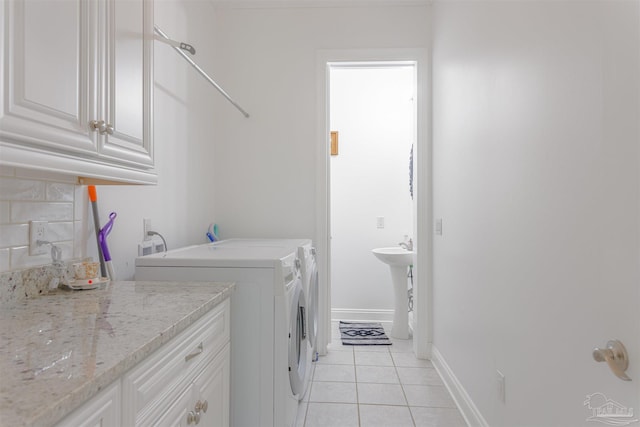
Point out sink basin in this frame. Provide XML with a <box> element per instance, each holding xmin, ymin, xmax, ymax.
<box><xmin>372</xmin><ymin>247</ymin><xmax>413</xmax><ymax>267</ymax></box>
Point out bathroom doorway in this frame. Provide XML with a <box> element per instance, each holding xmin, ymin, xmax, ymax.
<box><xmin>315</xmin><ymin>49</ymin><xmax>430</xmax><ymax>359</ymax></box>
<box><xmin>328</xmin><ymin>62</ymin><xmax>416</xmax><ymax>326</ymax></box>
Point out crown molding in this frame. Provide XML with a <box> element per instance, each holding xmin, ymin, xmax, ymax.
<box><xmin>210</xmin><ymin>0</ymin><xmax>431</xmax><ymax>10</ymax></box>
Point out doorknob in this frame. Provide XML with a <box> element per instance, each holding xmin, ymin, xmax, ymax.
<box><xmin>593</xmin><ymin>340</ymin><xmax>631</xmax><ymax>381</ymax></box>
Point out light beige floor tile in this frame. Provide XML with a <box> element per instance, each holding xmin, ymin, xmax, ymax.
<box><xmin>313</xmin><ymin>364</ymin><xmax>356</xmax><ymax>382</ymax></box>
<box><xmin>359</xmin><ymin>404</ymin><xmax>415</xmax><ymax>427</ymax></box>
<box><xmin>327</xmin><ymin>340</ymin><xmax>353</xmax><ymax>352</ymax></box>
<box><xmin>353</xmin><ymin>344</ymin><xmax>392</xmax><ymax>352</ymax></box>
<box><xmin>309</xmin><ymin>381</ymin><xmax>357</xmax><ymax>403</ymax></box>
<box><xmin>331</xmin><ymin>322</ymin><xmax>342</xmax><ymax>337</ymax></box>
<box><xmin>389</xmin><ymin>338</ymin><xmax>414</xmax><ymax>352</ymax></box>
<box><xmin>357</xmin><ymin>383</ymin><xmax>407</xmax><ymax>406</ymax></box>
<box><xmin>410</xmin><ymin>407</ymin><xmax>466</xmax><ymax>426</ymax></box>
<box><xmin>316</xmin><ymin>351</ymin><xmax>354</xmax><ymax>365</ymax></box>
<box><xmin>356</xmin><ymin>366</ymin><xmax>400</xmax><ymax>384</ymax></box>
<box><xmin>397</xmin><ymin>367</ymin><xmax>444</xmax><ymax>386</ymax></box>
<box><xmin>302</xmin><ymin>375</ymin><xmax>313</xmax><ymax>402</ymax></box>
<box><xmin>380</xmin><ymin>320</ymin><xmax>393</xmax><ymax>334</ymax></box>
<box><xmin>403</xmin><ymin>385</ymin><xmax>457</xmax><ymax>408</ymax></box>
<box><xmin>391</xmin><ymin>352</ymin><xmax>433</xmax><ymax>368</ymax></box>
<box><xmin>304</xmin><ymin>403</ymin><xmax>359</xmax><ymax>427</ymax></box>
<box><xmin>355</xmin><ymin>351</ymin><xmax>394</xmax><ymax>366</ymax></box>
<box><xmin>295</xmin><ymin>401</ymin><xmax>308</xmax><ymax>427</ymax></box>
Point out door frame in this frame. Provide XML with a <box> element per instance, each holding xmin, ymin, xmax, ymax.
<box><xmin>315</xmin><ymin>48</ymin><xmax>432</xmax><ymax>358</ymax></box>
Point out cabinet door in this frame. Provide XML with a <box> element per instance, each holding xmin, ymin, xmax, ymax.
<box><xmin>0</xmin><ymin>0</ymin><xmax>98</xmax><ymax>154</ymax></box>
<box><xmin>192</xmin><ymin>343</ymin><xmax>231</xmax><ymax>427</ymax></box>
<box><xmin>99</xmin><ymin>0</ymin><xmax>153</xmax><ymax>167</ymax></box>
<box><xmin>149</xmin><ymin>384</ymin><xmax>194</xmax><ymax>427</ymax></box>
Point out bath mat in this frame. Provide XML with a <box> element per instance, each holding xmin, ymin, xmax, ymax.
<box><xmin>339</xmin><ymin>321</ymin><xmax>392</xmax><ymax>346</ymax></box>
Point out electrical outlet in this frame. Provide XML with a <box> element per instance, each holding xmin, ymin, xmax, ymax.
<box><xmin>143</xmin><ymin>218</ymin><xmax>151</xmax><ymax>240</ymax></box>
<box><xmin>496</xmin><ymin>370</ymin><xmax>506</xmax><ymax>403</ymax></box>
<box><xmin>376</xmin><ymin>217</ymin><xmax>385</xmax><ymax>229</ymax></box>
<box><xmin>29</xmin><ymin>221</ymin><xmax>49</xmax><ymax>255</ymax></box>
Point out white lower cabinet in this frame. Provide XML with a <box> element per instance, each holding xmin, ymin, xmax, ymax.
<box><xmin>190</xmin><ymin>344</ymin><xmax>231</xmax><ymax>427</ymax></box>
<box><xmin>55</xmin><ymin>299</ymin><xmax>230</xmax><ymax>427</ymax></box>
<box><xmin>56</xmin><ymin>381</ymin><xmax>121</xmax><ymax>427</ymax></box>
<box><xmin>154</xmin><ymin>343</ymin><xmax>230</xmax><ymax>427</ymax></box>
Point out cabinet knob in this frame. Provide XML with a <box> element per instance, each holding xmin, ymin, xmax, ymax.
<box><xmin>89</xmin><ymin>120</ymin><xmax>105</xmax><ymax>132</ymax></box>
<box><xmin>195</xmin><ymin>399</ymin><xmax>208</xmax><ymax>413</ymax></box>
<box><xmin>89</xmin><ymin>120</ymin><xmax>114</xmax><ymax>135</ymax></box>
<box><xmin>187</xmin><ymin>411</ymin><xmax>196</xmax><ymax>425</ymax></box>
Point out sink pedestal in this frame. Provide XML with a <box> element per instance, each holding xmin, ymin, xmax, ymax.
<box><xmin>371</xmin><ymin>247</ymin><xmax>413</xmax><ymax>340</ymax></box>
<box><xmin>389</xmin><ymin>266</ymin><xmax>409</xmax><ymax>339</ymax></box>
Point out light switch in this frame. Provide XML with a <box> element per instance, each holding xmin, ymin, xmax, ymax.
<box><xmin>435</xmin><ymin>219</ymin><xmax>442</xmax><ymax>235</ymax></box>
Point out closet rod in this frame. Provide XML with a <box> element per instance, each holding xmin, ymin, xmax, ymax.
<box><xmin>154</xmin><ymin>25</ymin><xmax>250</xmax><ymax>118</ymax></box>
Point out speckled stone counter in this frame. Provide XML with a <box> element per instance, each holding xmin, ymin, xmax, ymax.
<box><xmin>0</xmin><ymin>280</ymin><xmax>234</xmax><ymax>427</ymax></box>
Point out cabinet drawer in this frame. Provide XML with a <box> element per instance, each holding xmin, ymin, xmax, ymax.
<box><xmin>122</xmin><ymin>299</ymin><xmax>230</xmax><ymax>426</ymax></box>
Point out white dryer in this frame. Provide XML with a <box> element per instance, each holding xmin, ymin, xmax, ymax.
<box><xmin>135</xmin><ymin>244</ymin><xmax>309</xmax><ymax>427</ymax></box>
<box><xmin>211</xmin><ymin>239</ymin><xmax>316</xmax><ymax>396</ymax></box>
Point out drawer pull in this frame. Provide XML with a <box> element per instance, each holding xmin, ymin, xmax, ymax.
<box><xmin>185</xmin><ymin>342</ymin><xmax>204</xmax><ymax>362</ymax></box>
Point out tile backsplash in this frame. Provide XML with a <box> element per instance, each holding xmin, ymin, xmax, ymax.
<box><xmin>0</xmin><ymin>167</ymin><xmax>85</xmax><ymax>272</ymax></box>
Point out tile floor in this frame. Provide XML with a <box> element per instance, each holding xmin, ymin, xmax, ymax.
<box><xmin>295</xmin><ymin>322</ymin><xmax>467</xmax><ymax>427</ymax></box>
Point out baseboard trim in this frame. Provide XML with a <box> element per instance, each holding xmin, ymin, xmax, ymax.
<box><xmin>430</xmin><ymin>345</ymin><xmax>489</xmax><ymax>427</ymax></box>
<box><xmin>331</xmin><ymin>308</ymin><xmax>394</xmax><ymax>324</ymax></box>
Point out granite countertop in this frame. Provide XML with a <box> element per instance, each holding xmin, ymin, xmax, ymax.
<box><xmin>0</xmin><ymin>280</ymin><xmax>234</xmax><ymax>427</ymax></box>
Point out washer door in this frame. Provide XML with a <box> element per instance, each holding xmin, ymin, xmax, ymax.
<box><xmin>289</xmin><ymin>280</ymin><xmax>309</xmax><ymax>397</ymax></box>
<box><xmin>307</xmin><ymin>261</ymin><xmax>319</xmax><ymax>355</ymax></box>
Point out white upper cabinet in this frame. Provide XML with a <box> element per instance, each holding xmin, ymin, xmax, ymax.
<box><xmin>0</xmin><ymin>0</ymin><xmax>155</xmax><ymax>184</ymax></box>
<box><xmin>99</xmin><ymin>0</ymin><xmax>153</xmax><ymax>168</ymax></box>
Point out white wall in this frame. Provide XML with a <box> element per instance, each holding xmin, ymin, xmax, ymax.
<box><xmin>0</xmin><ymin>0</ymin><xmax>219</xmax><ymax>279</ymax></box>
<box><xmin>209</xmin><ymin>4</ymin><xmax>430</xmax><ymax>241</ymax></box>
<box><xmin>432</xmin><ymin>1</ymin><xmax>640</xmax><ymax>425</ymax></box>
<box><xmin>93</xmin><ymin>0</ymin><xmax>219</xmax><ymax>279</ymax></box>
<box><xmin>330</xmin><ymin>66</ymin><xmax>414</xmax><ymax>315</ymax></box>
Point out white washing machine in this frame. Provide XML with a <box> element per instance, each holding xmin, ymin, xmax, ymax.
<box><xmin>211</xmin><ymin>239</ymin><xmax>317</xmax><ymax>396</ymax></box>
<box><xmin>135</xmin><ymin>243</ymin><xmax>309</xmax><ymax>427</ymax></box>
<box><xmin>297</xmin><ymin>243</ymin><xmax>319</xmax><ymax>363</ymax></box>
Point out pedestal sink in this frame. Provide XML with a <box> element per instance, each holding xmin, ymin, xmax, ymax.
<box><xmin>372</xmin><ymin>247</ymin><xmax>413</xmax><ymax>339</ymax></box>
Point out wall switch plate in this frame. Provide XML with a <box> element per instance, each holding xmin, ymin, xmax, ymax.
<box><xmin>29</xmin><ymin>220</ymin><xmax>48</xmax><ymax>255</ymax></box>
<box><xmin>496</xmin><ymin>370</ymin><xmax>506</xmax><ymax>403</ymax></box>
<box><xmin>376</xmin><ymin>217</ymin><xmax>385</xmax><ymax>229</ymax></box>
<box><xmin>435</xmin><ymin>218</ymin><xmax>443</xmax><ymax>235</ymax></box>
